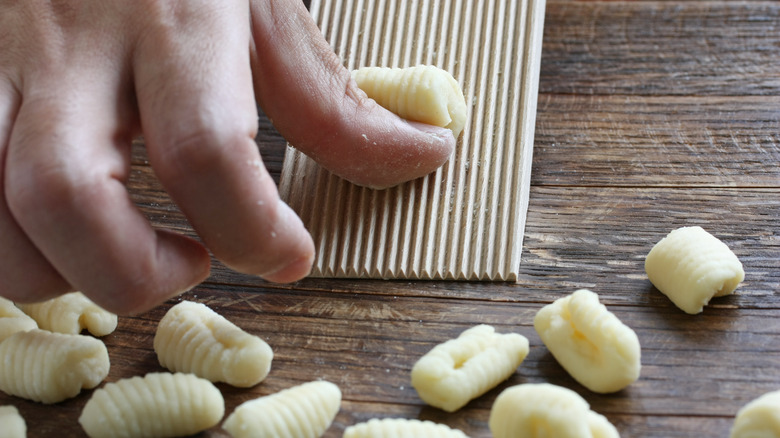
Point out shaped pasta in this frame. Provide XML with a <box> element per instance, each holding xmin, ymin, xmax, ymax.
<box><xmin>352</xmin><ymin>65</ymin><xmax>468</xmax><ymax>138</ymax></box>
<box><xmin>0</xmin><ymin>405</ymin><xmax>27</xmax><ymax>438</ymax></box>
<box><xmin>154</xmin><ymin>300</ymin><xmax>273</xmax><ymax>387</ymax></box>
<box><xmin>645</xmin><ymin>226</ymin><xmax>745</xmax><ymax>314</ymax></box>
<box><xmin>343</xmin><ymin>418</ymin><xmax>470</xmax><ymax>438</ymax></box>
<box><xmin>0</xmin><ymin>329</ymin><xmax>110</xmax><ymax>403</ymax></box>
<box><xmin>79</xmin><ymin>372</ymin><xmax>224</xmax><ymax>438</ymax></box>
<box><xmin>534</xmin><ymin>289</ymin><xmax>641</xmax><ymax>393</ymax></box>
<box><xmin>222</xmin><ymin>380</ymin><xmax>341</xmax><ymax>438</ymax></box>
<box><xmin>0</xmin><ymin>296</ymin><xmax>37</xmax><ymax>342</ymax></box>
<box><xmin>411</xmin><ymin>324</ymin><xmax>529</xmax><ymax>412</ymax></box>
<box><xmin>16</xmin><ymin>292</ymin><xmax>117</xmax><ymax>336</ymax></box>
<box><xmin>489</xmin><ymin>383</ymin><xmax>619</xmax><ymax>438</ymax></box>
<box><xmin>730</xmin><ymin>390</ymin><xmax>780</xmax><ymax>438</ymax></box>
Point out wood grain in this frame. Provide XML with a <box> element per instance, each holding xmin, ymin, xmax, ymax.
<box><xmin>3</xmin><ymin>0</ymin><xmax>779</xmax><ymax>437</ymax></box>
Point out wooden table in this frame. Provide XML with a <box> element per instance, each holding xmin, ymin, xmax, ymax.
<box><xmin>4</xmin><ymin>1</ymin><xmax>779</xmax><ymax>437</ymax></box>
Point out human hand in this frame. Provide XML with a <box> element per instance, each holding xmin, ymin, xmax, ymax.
<box><xmin>0</xmin><ymin>0</ymin><xmax>455</xmax><ymax>314</ymax></box>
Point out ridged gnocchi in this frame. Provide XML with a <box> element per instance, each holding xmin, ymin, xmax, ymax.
<box><xmin>222</xmin><ymin>380</ymin><xmax>341</xmax><ymax>438</ymax></box>
<box><xmin>534</xmin><ymin>289</ymin><xmax>641</xmax><ymax>393</ymax></box>
<box><xmin>411</xmin><ymin>324</ymin><xmax>529</xmax><ymax>412</ymax></box>
<box><xmin>352</xmin><ymin>65</ymin><xmax>468</xmax><ymax>138</ymax></box>
<box><xmin>0</xmin><ymin>405</ymin><xmax>26</xmax><ymax>438</ymax></box>
<box><xmin>79</xmin><ymin>372</ymin><xmax>224</xmax><ymax>438</ymax></box>
<box><xmin>0</xmin><ymin>329</ymin><xmax>110</xmax><ymax>403</ymax></box>
<box><xmin>645</xmin><ymin>226</ymin><xmax>745</xmax><ymax>314</ymax></box>
<box><xmin>16</xmin><ymin>292</ymin><xmax>117</xmax><ymax>336</ymax></box>
<box><xmin>489</xmin><ymin>383</ymin><xmax>619</xmax><ymax>438</ymax></box>
<box><xmin>0</xmin><ymin>296</ymin><xmax>37</xmax><ymax>342</ymax></box>
<box><xmin>154</xmin><ymin>300</ymin><xmax>273</xmax><ymax>387</ymax></box>
<box><xmin>343</xmin><ymin>418</ymin><xmax>470</xmax><ymax>438</ymax></box>
<box><xmin>730</xmin><ymin>390</ymin><xmax>780</xmax><ymax>438</ymax></box>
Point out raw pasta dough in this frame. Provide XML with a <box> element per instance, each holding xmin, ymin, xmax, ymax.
<box><xmin>154</xmin><ymin>300</ymin><xmax>273</xmax><ymax>387</ymax></box>
<box><xmin>344</xmin><ymin>418</ymin><xmax>470</xmax><ymax>438</ymax></box>
<box><xmin>411</xmin><ymin>324</ymin><xmax>529</xmax><ymax>412</ymax></box>
<box><xmin>79</xmin><ymin>372</ymin><xmax>224</xmax><ymax>438</ymax></box>
<box><xmin>534</xmin><ymin>289</ymin><xmax>641</xmax><ymax>393</ymax></box>
<box><xmin>0</xmin><ymin>329</ymin><xmax>110</xmax><ymax>403</ymax></box>
<box><xmin>730</xmin><ymin>390</ymin><xmax>780</xmax><ymax>438</ymax></box>
<box><xmin>0</xmin><ymin>405</ymin><xmax>26</xmax><ymax>438</ymax></box>
<box><xmin>16</xmin><ymin>292</ymin><xmax>117</xmax><ymax>336</ymax></box>
<box><xmin>222</xmin><ymin>380</ymin><xmax>341</xmax><ymax>438</ymax></box>
<box><xmin>352</xmin><ymin>65</ymin><xmax>468</xmax><ymax>138</ymax></box>
<box><xmin>645</xmin><ymin>226</ymin><xmax>745</xmax><ymax>314</ymax></box>
<box><xmin>489</xmin><ymin>383</ymin><xmax>619</xmax><ymax>438</ymax></box>
<box><xmin>0</xmin><ymin>297</ymin><xmax>37</xmax><ymax>342</ymax></box>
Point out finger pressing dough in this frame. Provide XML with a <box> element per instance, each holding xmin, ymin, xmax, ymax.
<box><xmin>352</xmin><ymin>65</ymin><xmax>468</xmax><ymax>138</ymax></box>
<box><xmin>534</xmin><ymin>289</ymin><xmax>641</xmax><ymax>393</ymax></box>
<box><xmin>489</xmin><ymin>383</ymin><xmax>619</xmax><ymax>438</ymax></box>
<box><xmin>79</xmin><ymin>372</ymin><xmax>224</xmax><ymax>438</ymax></box>
<box><xmin>0</xmin><ymin>329</ymin><xmax>110</xmax><ymax>403</ymax></box>
<box><xmin>0</xmin><ymin>297</ymin><xmax>37</xmax><ymax>342</ymax></box>
<box><xmin>222</xmin><ymin>380</ymin><xmax>341</xmax><ymax>438</ymax></box>
<box><xmin>154</xmin><ymin>300</ymin><xmax>273</xmax><ymax>387</ymax></box>
<box><xmin>16</xmin><ymin>292</ymin><xmax>117</xmax><ymax>336</ymax></box>
<box><xmin>645</xmin><ymin>226</ymin><xmax>745</xmax><ymax>314</ymax></box>
<box><xmin>411</xmin><ymin>324</ymin><xmax>529</xmax><ymax>412</ymax></box>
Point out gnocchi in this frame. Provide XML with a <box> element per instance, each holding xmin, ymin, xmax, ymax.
<box><xmin>343</xmin><ymin>418</ymin><xmax>470</xmax><ymax>438</ymax></box>
<box><xmin>534</xmin><ymin>289</ymin><xmax>641</xmax><ymax>393</ymax></box>
<box><xmin>154</xmin><ymin>300</ymin><xmax>273</xmax><ymax>387</ymax></box>
<box><xmin>222</xmin><ymin>380</ymin><xmax>341</xmax><ymax>438</ymax></box>
<box><xmin>489</xmin><ymin>383</ymin><xmax>619</xmax><ymax>438</ymax></box>
<box><xmin>16</xmin><ymin>292</ymin><xmax>117</xmax><ymax>336</ymax></box>
<box><xmin>0</xmin><ymin>329</ymin><xmax>110</xmax><ymax>403</ymax></box>
<box><xmin>0</xmin><ymin>405</ymin><xmax>26</xmax><ymax>438</ymax></box>
<box><xmin>0</xmin><ymin>296</ymin><xmax>37</xmax><ymax>342</ymax></box>
<box><xmin>730</xmin><ymin>390</ymin><xmax>780</xmax><ymax>438</ymax></box>
<box><xmin>411</xmin><ymin>324</ymin><xmax>529</xmax><ymax>412</ymax></box>
<box><xmin>79</xmin><ymin>372</ymin><xmax>224</xmax><ymax>438</ymax></box>
<box><xmin>645</xmin><ymin>226</ymin><xmax>745</xmax><ymax>314</ymax></box>
<box><xmin>352</xmin><ymin>65</ymin><xmax>468</xmax><ymax>138</ymax></box>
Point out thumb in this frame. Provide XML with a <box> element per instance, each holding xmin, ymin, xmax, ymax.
<box><xmin>249</xmin><ymin>0</ymin><xmax>455</xmax><ymax>189</ymax></box>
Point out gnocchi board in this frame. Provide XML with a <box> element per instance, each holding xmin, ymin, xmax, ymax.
<box><xmin>279</xmin><ymin>0</ymin><xmax>546</xmax><ymax>281</ymax></box>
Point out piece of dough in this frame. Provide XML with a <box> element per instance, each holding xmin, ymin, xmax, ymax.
<box><xmin>489</xmin><ymin>383</ymin><xmax>619</xmax><ymax>438</ymax></box>
<box><xmin>222</xmin><ymin>380</ymin><xmax>341</xmax><ymax>438</ymax></box>
<box><xmin>0</xmin><ymin>329</ymin><xmax>110</xmax><ymax>404</ymax></box>
<box><xmin>343</xmin><ymin>418</ymin><xmax>470</xmax><ymax>438</ymax></box>
<box><xmin>0</xmin><ymin>297</ymin><xmax>37</xmax><ymax>342</ymax></box>
<box><xmin>0</xmin><ymin>405</ymin><xmax>26</xmax><ymax>438</ymax></box>
<box><xmin>79</xmin><ymin>372</ymin><xmax>224</xmax><ymax>438</ymax></box>
<box><xmin>352</xmin><ymin>65</ymin><xmax>468</xmax><ymax>138</ymax></box>
<box><xmin>411</xmin><ymin>324</ymin><xmax>529</xmax><ymax>412</ymax></box>
<box><xmin>730</xmin><ymin>390</ymin><xmax>780</xmax><ymax>438</ymax></box>
<box><xmin>16</xmin><ymin>292</ymin><xmax>117</xmax><ymax>336</ymax></box>
<box><xmin>154</xmin><ymin>300</ymin><xmax>273</xmax><ymax>387</ymax></box>
<box><xmin>645</xmin><ymin>226</ymin><xmax>744</xmax><ymax>314</ymax></box>
<box><xmin>534</xmin><ymin>289</ymin><xmax>641</xmax><ymax>393</ymax></box>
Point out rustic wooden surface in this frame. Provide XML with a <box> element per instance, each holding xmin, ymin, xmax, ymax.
<box><xmin>3</xmin><ymin>1</ymin><xmax>780</xmax><ymax>437</ymax></box>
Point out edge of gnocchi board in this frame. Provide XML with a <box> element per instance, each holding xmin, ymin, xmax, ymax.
<box><xmin>279</xmin><ymin>0</ymin><xmax>546</xmax><ymax>281</ymax></box>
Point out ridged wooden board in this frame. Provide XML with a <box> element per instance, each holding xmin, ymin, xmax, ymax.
<box><xmin>279</xmin><ymin>0</ymin><xmax>546</xmax><ymax>280</ymax></box>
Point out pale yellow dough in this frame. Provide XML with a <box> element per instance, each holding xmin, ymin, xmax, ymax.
<box><xmin>411</xmin><ymin>324</ymin><xmax>529</xmax><ymax>412</ymax></box>
<box><xmin>645</xmin><ymin>226</ymin><xmax>745</xmax><ymax>314</ymax></box>
<box><xmin>79</xmin><ymin>372</ymin><xmax>224</xmax><ymax>438</ymax></box>
<box><xmin>352</xmin><ymin>65</ymin><xmax>468</xmax><ymax>138</ymax></box>
<box><xmin>0</xmin><ymin>329</ymin><xmax>110</xmax><ymax>404</ymax></box>
<box><xmin>343</xmin><ymin>418</ymin><xmax>470</xmax><ymax>438</ymax></box>
<box><xmin>222</xmin><ymin>380</ymin><xmax>341</xmax><ymax>438</ymax></box>
<box><xmin>0</xmin><ymin>297</ymin><xmax>37</xmax><ymax>342</ymax></box>
<box><xmin>16</xmin><ymin>292</ymin><xmax>117</xmax><ymax>337</ymax></box>
<box><xmin>154</xmin><ymin>300</ymin><xmax>273</xmax><ymax>387</ymax></box>
<box><xmin>730</xmin><ymin>390</ymin><xmax>780</xmax><ymax>438</ymax></box>
<box><xmin>0</xmin><ymin>405</ymin><xmax>26</xmax><ymax>438</ymax></box>
<box><xmin>534</xmin><ymin>289</ymin><xmax>641</xmax><ymax>393</ymax></box>
<box><xmin>489</xmin><ymin>383</ymin><xmax>619</xmax><ymax>438</ymax></box>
